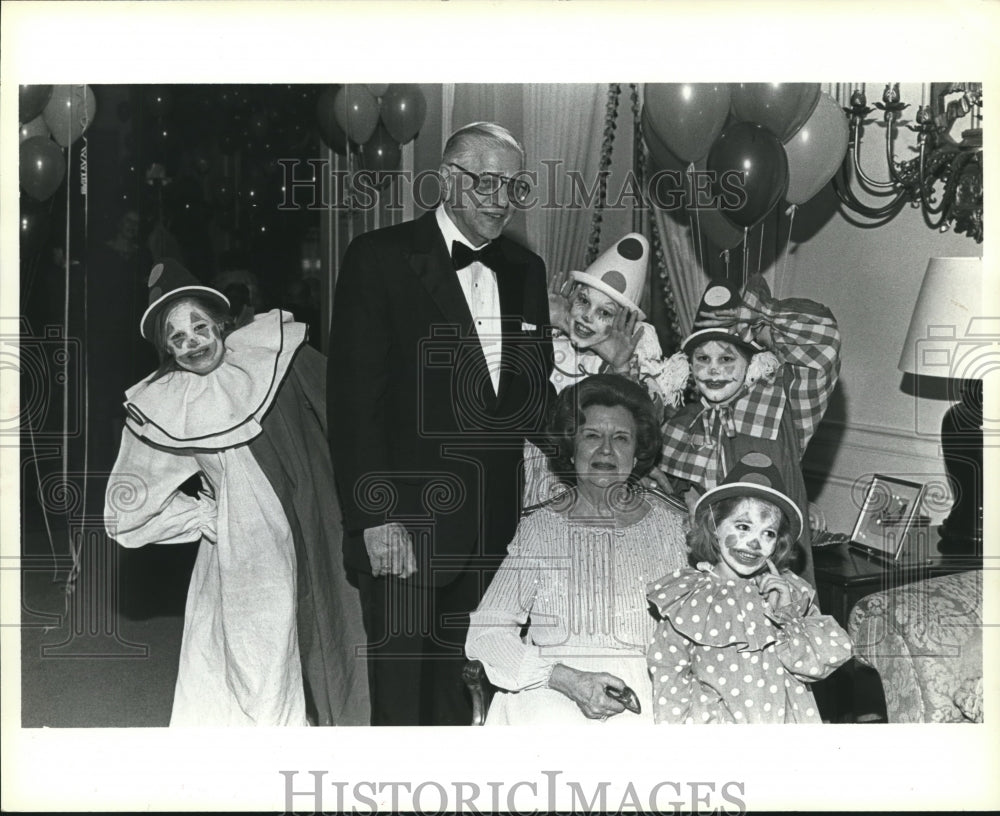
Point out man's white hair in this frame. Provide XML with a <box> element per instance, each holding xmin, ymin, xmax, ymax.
<box><xmin>442</xmin><ymin>121</ymin><xmax>525</xmax><ymax>167</ymax></box>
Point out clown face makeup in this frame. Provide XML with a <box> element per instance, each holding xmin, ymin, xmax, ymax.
<box><xmin>691</xmin><ymin>339</ymin><xmax>749</xmax><ymax>404</ymax></box>
<box><xmin>164</xmin><ymin>300</ymin><xmax>225</xmax><ymax>375</ymax></box>
<box><xmin>567</xmin><ymin>284</ymin><xmax>621</xmax><ymax>350</ymax></box>
<box><xmin>712</xmin><ymin>498</ymin><xmax>782</xmax><ymax>579</ymax></box>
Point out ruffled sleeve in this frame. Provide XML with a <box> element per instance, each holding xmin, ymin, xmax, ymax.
<box><xmin>466</xmin><ymin>516</ymin><xmax>554</xmax><ymax>691</ymax></box>
<box><xmin>740</xmin><ymin>275</ymin><xmax>841</xmax><ymax>451</ymax></box>
<box><xmin>104</xmin><ymin>427</ymin><xmax>217</xmax><ymax>548</ymax></box>
<box><xmin>765</xmin><ymin>572</ymin><xmax>854</xmax><ymax>681</ymax></box>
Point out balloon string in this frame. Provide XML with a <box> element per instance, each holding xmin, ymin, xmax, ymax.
<box><xmin>782</xmin><ymin>204</ymin><xmax>797</xmax><ymax>283</ymax></box>
<box><xmin>741</xmin><ymin>227</ymin><xmax>749</xmax><ymax>288</ymax></box>
<box><xmin>62</xmin><ymin>119</ymin><xmax>82</xmax><ymax>601</ymax></box>
<box><xmin>757</xmin><ymin>219</ymin><xmax>765</xmax><ymax>277</ymax></box>
<box><xmin>690</xmin><ymin>207</ymin><xmax>703</xmax><ymax>274</ymax></box>
<box><xmin>79</xmin><ymin>86</ymin><xmax>90</xmax><ymax>550</ymax></box>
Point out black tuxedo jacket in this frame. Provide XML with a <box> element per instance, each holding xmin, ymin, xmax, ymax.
<box><xmin>328</xmin><ymin>211</ymin><xmax>554</xmax><ymax>586</ymax></box>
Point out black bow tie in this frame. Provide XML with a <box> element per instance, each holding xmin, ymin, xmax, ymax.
<box><xmin>451</xmin><ymin>240</ymin><xmax>501</xmax><ymax>271</ymax></box>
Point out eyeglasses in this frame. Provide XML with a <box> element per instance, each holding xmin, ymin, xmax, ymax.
<box><xmin>448</xmin><ymin>162</ymin><xmax>532</xmax><ymax>204</ymax></box>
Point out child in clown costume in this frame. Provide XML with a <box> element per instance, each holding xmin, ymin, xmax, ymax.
<box><xmin>105</xmin><ymin>259</ymin><xmax>369</xmax><ymax>726</ymax></box>
<box><xmin>524</xmin><ymin>233</ymin><xmax>675</xmax><ymax>508</ymax></box>
<box><xmin>646</xmin><ymin>452</ymin><xmax>852</xmax><ymax>724</ymax></box>
<box><xmin>655</xmin><ymin>275</ymin><xmax>841</xmax><ymax>587</ymax></box>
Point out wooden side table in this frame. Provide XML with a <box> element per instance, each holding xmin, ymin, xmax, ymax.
<box><xmin>813</xmin><ymin>527</ymin><xmax>982</xmax><ymax>629</ymax></box>
<box><xmin>811</xmin><ymin>527</ymin><xmax>981</xmax><ymax>723</ymax></box>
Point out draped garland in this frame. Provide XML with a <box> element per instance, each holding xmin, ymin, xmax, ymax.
<box><xmin>629</xmin><ymin>83</ymin><xmax>682</xmax><ymax>351</ymax></box>
<box><xmin>584</xmin><ymin>84</ymin><xmax>620</xmax><ymax>267</ymax></box>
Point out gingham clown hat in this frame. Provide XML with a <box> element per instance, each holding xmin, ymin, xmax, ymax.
<box><xmin>694</xmin><ymin>451</ymin><xmax>803</xmax><ymax>542</ymax></box>
<box><xmin>140</xmin><ymin>259</ymin><xmax>230</xmax><ymax>340</ymax></box>
<box><xmin>681</xmin><ymin>278</ymin><xmax>759</xmax><ymax>358</ymax></box>
<box><xmin>570</xmin><ymin>232</ymin><xmax>649</xmax><ymax>320</ymax></box>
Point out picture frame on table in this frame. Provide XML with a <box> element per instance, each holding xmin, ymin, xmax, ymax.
<box><xmin>849</xmin><ymin>475</ymin><xmax>926</xmax><ymax>561</ymax></box>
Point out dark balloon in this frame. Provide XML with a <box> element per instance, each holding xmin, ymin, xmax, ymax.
<box><xmin>707</xmin><ymin>122</ymin><xmax>789</xmax><ymax>229</ymax></box>
<box><xmin>19</xmin><ymin>85</ymin><xmax>53</xmax><ymax>123</ymax></box>
<box><xmin>333</xmin><ymin>85</ymin><xmax>379</xmax><ymax>145</ymax></box>
<box><xmin>316</xmin><ymin>86</ymin><xmax>349</xmax><ymax>155</ymax></box>
<box><xmin>20</xmin><ymin>137</ymin><xmax>67</xmax><ymax>202</ymax></box>
<box><xmin>380</xmin><ymin>84</ymin><xmax>427</xmax><ymax>145</ymax></box>
<box><xmin>361</xmin><ymin>123</ymin><xmax>402</xmax><ymax>186</ymax></box>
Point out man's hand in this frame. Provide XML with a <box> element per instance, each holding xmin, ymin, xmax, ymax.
<box><xmin>363</xmin><ymin>522</ymin><xmax>418</xmax><ymax>579</ymax></box>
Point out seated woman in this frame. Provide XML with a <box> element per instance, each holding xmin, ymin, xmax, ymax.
<box><xmin>466</xmin><ymin>374</ymin><xmax>689</xmax><ymax>725</ymax></box>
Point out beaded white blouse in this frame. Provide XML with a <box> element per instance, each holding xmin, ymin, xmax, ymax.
<box><xmin>467</xmin><ymin>498</ymin><xmax>689</xmax><ymax>692</ymax></box>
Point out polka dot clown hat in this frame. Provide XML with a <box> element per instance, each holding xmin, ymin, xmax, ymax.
<box><xmin>694</xmin><ymin>451</ymin><xmax>804</xmax><ymax>541</ymax></box>
<box><xmin>681</xmin><ymin>278</ymin><xmax>760</xmax><ymax>358</ymax></box>
<box><xmin>570</xmin><ymin>232</ymin><xmax>649</xmax><ymax>320</ymax></box>
<box><xmin>139</xmin><ymin>258</ymin><xmax>230</xmax><ymax>340</ymax></box>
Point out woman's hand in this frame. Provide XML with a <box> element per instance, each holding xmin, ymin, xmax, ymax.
<box><xmin>591</xmin><ymin>308</ymin><xmax>643</xmax><ymax>373</ymax></box>
<box><xmin>548</xmin><ymin>664</ymin><xmax>628</xmax><ymax>720</ymax></box>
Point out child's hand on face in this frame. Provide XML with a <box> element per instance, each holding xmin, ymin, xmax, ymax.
<box><xmin>592</xmin><ymin>307</ymin><xmax>643</xmax><ymax>370</ymax></box>
<box><xmin>755</xmin><ymin>561</ymin><xmax>795</xmax><ymax>610</ymax></box>
<box><xmin>548</xmin><ymin>284</ymin><xmax>573</xmax><ymax>335</ymax></box>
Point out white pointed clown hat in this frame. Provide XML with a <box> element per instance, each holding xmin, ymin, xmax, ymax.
<box><xmin>570</xmin><ymin>232</ymin><xmax>649</xmax><ymax>320</ymax></box>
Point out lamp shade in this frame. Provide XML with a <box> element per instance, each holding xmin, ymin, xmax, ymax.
<box><xmin>897</xmin><ymin>256</ymin><xmax>987</xmax><ymax>379</ymax></box>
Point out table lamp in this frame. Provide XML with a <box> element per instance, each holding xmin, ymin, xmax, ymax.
<box><xmin>897</xmin><ymin>256</ymin><xmax>987</xmax><ymax>551</ymax></box>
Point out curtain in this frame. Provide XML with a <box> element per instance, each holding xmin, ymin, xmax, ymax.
<box><xmin>522</xmin><ymin>84</ymin><xmax>607</xmax><ymax>291</ymax></box>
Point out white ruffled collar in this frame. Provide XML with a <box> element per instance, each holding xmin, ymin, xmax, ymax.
<box><xmin>123</xmin><ymin>309</ymin><xmax>307</xmax><ymax>450</ymax></box>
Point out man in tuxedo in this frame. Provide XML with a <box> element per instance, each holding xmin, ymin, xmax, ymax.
<box><xmin>328</xmin><ymin>122</ymin><xmax>554</xmax><ymax>726</ymax></box>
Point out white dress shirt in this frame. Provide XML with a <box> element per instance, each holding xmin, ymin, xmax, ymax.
<box><xmin>436</xmin><ymin>205</ymin><xmax>503</xmax><ymax>394</ymax></box>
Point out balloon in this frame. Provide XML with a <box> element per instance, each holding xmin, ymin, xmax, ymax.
<box><xmin>643</xmin><ymin>83</ymin><xmax>731</xmax><ymax>164</ymax></box>
<box><xmin>642</xmin><ymin>105</ymin><xmax>681</xmax><ymax>174</ymax></box>
<box><xmin>782</xmin><ymin>92</ymin><xmax>850</xmax><ymax>206</ymax></box>
<box><xmin>19</xmin><ymin>85</ymin><xmax>52</xmax><ymax>123</ymax></box>
<box><xmin>333</xmin><ymin>85</ymin><xmax>379</xmax><ymax>145</ymax></box>
<box><xmin>643</xmin><ymin>109</ymin><xmax>744</xmax><ymax>250</ymax></box>
<box><xmin>730</xmin><ymin>83</ymin><xmax>821</xmax><ymax>142</ymax></box>
<box><xmin>380</xmin><ymin>84</ymin><xmax>427</xmax><ymax>145</ymax></box>
<box><xmin>707</xmin><ymin>122</ymin><xmax>788</xmax><ymax>229</ymax></box>
<box><xmin>19</xmin><ymin>137</ymin><xmax>67</xmax><ymax>202</ymax></box>
<box><xmin>316</xmin><ymin>86</ymin><xmax>349</xmax><ymax>155</ymax></box>
<box><xmin>689</xmin><ymin>205</ymin><xmax>745</xmax><ymax>251</ymax></box>
<box><xmin>20</xmin><ymin>115</ymin><xmax>51</xmax><ymax>144</ymax></box>
<box><xmin>361</xmin><ymin>123</ymin><xmax>401</xmax><ymax>174</ymax></box>
<box><xmin>42</xmin><ymin>85</ymin><xmax>97</xmax><ymax>148</ymax></box>
<box><xmin>367</xmin><ymin>84</ymin><xmax>390</xmax><ymax>97</ymax></box>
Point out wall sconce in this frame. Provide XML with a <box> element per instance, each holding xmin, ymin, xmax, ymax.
<box><xmin>834</xmin><ymin>83</ymin><xmax>982</xmax><ymax>243</ymax></box>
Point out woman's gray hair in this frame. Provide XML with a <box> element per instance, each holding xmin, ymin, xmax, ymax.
<box><xmin>442</xmin><ymin>121</ymin><xmax>525</xmax><ymax>167</ymax></box>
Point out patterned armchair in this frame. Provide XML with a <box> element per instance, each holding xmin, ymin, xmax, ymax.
<box><xmin>848</xmin><ymin>570</ymin><xmax>983</xmax><ymax>723</ymax></box>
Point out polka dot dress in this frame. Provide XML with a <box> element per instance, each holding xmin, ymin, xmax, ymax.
<box><xmin>646</xmin><ymin>565</ymin><xmax>853</xmax><ymax>724</ymax></box>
